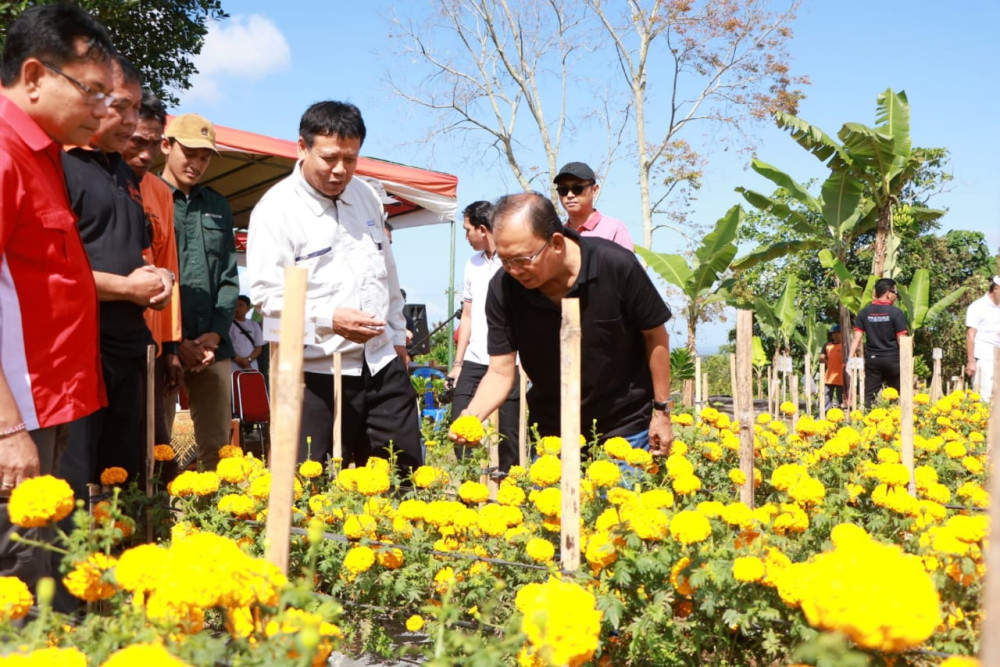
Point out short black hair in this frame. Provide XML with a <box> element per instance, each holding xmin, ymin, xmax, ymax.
<box><xmin>138</xmin><ymin>89</ymin><xmax>167</xmax><ymax>126</ymax></box>
<box><xmin>492</xmin><ymin>192</ymin><xmax>562</xmax><ymax>240</ymax></box>
<box><xmin>114</xmin><ymin>53</ymin><xmax>142</xmax><ymax>87</ymax></box>
<box><xmin>299</xmin><ymin>101</ymin><xmax>366</xmax><ymax>149</ymax></box>
<box><xmin>463</xmin><ymin>200</ymin><xmax>493</xmax><ymax>231</ymax></box>
<box><xmin>1</xmin><ymin>4</ymin><xmax>114</xmax><ymax>87</ymax></box>
<box><xmin>874</xmin><ymin>278</ymin><xmax>897</xmax><ymax>297</ymax></box>
<box><xmin>237</xmin><ymin>294</ymin><xmax>252</xmax><ymax>307</ymax></box>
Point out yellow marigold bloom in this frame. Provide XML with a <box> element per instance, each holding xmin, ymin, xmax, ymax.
<box><xmin>696</xmin><ymin>500</ymin><xmax>724</xmax><ymax>518</ymax></box>
<box><xmin>639</xmin><ymin>488</ymin><xmax>674</xmax><ymax>509</ymax></box>
<box><xmin>824</xmin><ymin>407</ymin><xmax>845</xmax><ymax>423</ymax></box>
<box><xmin>146</xmin><ymin>593</ymin><xmax>205</xmax><ymax>634</ymax></box>
<box><xmin>450</xmin><ymin>415</ymin><xmax>485</xmax><ymax>443</ymax></box>
<box><xmin>412</xmin><ymin>465</ymin><xmax>445</xmax><ymax>489</ymax></box>
<box><xmin>497</xmin><ymin>483</ymin><xmax>526</xmax><ymax>507</ymax></box>
<box><xmin>939</xmin><ymin>657</ymin><xmax>980</xmax><ymax>667</ymax></box>
<box><xmin>405</xmin><ymin>614</ymin><xmax>424</xmax><ymax>632</ymax></box>
<box><xmin>669</xmin><ymin>510</ymin><xmax>712</xmax><ymax>545</ymax></box>
<box><xmin>873</xmin><ymin>463</ymin><xmax>910</xmax><ymax>487</ymax></box>
<box><xmin>779</xmin><ymin>401</ymin><xmax>796</xmax><ymax>415</ymax></box>
<box><xmin>770</xmin><ymin>463</ymin><xmax>808</xmax><ymax>492</ymax></box>
<box><xmin>628</xmin><ymin>507</ymin><xmax>670</xmax><ymax>541</ymax></box>
<box><xmin>342</xmin><ymin>545</ymin><xmax>376</xmax><ymax>577</ymax></box>
<box><xmin>794</xmin><ymin>416</ymin><xmax>819</xmax><ymax>437</ymax></box>
<box><xmin>756</xmin><ymin>413</ymin><xmax>772</xmax><ymax>425</ymax></box>
<box><xmin>529</xmin><ymin>454</ymin><xmax>561</xmax><ymax>487</ymax></box>
<box><xmin>477</xmin><ymin>505</ymin><xmax>509</xmax><ymax>537</ymax></box>
<box><xmin>625</xmin><ymin>447</ymin><xmax>654</xmax><ymax>470</ymax></box>
<box><xmin>4</xmin><ymin>648</ymin><xmax>87</xmax><ymax>666</ymax></box>
<box><xmin>788</xmin><ymin>476</ymin><xmax>826</xmax><ymax>505</ymax></box>
<box><xmin>525</xmin><ymin>538</ymin><xmax>555</xmax><ymax>563</ymax></box>
<box><xmin>882</xmin><ymin>387</ymin><xmax>899</xmax><ymax>401</ymax></box>
<box><xmin>670</xmin><ymin>556</ymin><xmax>694</xmax><ymax>596</ymax></box>
<box><xmin>507</xmin><ymin>464</ymin><xmax>527</xmax><ymax>480</ymax></box>
<box><xmin>515</xmin><ymin>577</ymin><xmax>601</xmax><ymax>667</ymax></box>
<box><xmin>944</xmin><ymin>441</ymin><xmax>968</xmax><ymax>460</ymax></box>
<box><xmin>216</xmin><ymin>456</ymin><xmax>251</xmax><ymax>484</ymax></box>
<box><xmin>532</xmin><ymin>487</ymin><xmax>561</xmax><ymax>517</ymax></box>
<box><xmin>217</xmin><ymin>493</ymin><xmax>257</xmax><ymax>518</ymax></box>
<box><xmin>248</xmin><ymin>471</ymin><xmax>272</xmax><ymax>499</ymax></box>
<box><xmin>153</xmin><ymin>444</ymin><xmax>176</xmax><ymax>461</ymax></box>
<box><xmin>876</xmin><ymin>447</ymin><xmax>900</xmax><ymax>463</ymax></box>
<box><xmin>720</xmin><ymin>502</ymin><xmax>754</xmax><ymax>529</ymax></box>
<box><xmin>845</xmin><ymin>483</ymin><xmax>865</xmax><ymax>502</ymax></box>
<box><xmin>728</xmin><ymin>468</ymin><xmax>747</xmax><ymax>486</ymax></box>
<box><xmin>458</xmin><ymin>481</ymin><xmax>489</xmax><ymax>505</ymax></box>
<box><xmin>0</xmin><ymin>576</ymin><xmax>33</xmax><ymax>622</ymax></box>
<box><xmin>342</xmin><ymin>513</ymin><xmax>377</xmax><ymax>540</ymax></box>
<box><xmin>584</xmin><ymin>531</ymin><xmax>618</xmax><ymax>570</ymax></box>
<box><xmin>63</xmin><ymin>552</ymin><xmax>116</xmax><ymax>602</ymax></box>
<box><xmin>664</xmin><ymin>453</ymin><xmax>694</xmax><ymax>480</ymax></box>
<box><xmin>534</xmin><ymin>435</ymin><xmax>564</xmax><ymax>456</ymax></box>
<box><xmin>375</xmin><ymin>547</ymin><xmax>404</xmax><ymax>570</ymax></box>
<box><xmin>355</xmin><ymin>467</ymin><xmax>391</xmax><ymax>497</ymax></box>
<box><xmin>962</xmin><ymin>456</ymin><xmax>984</xmax><ymax>475</ymax></box>
<box><xmin>732</xmin><ymin>556</ymin><xmax>765</xmax><ymax>583</ymax></box>
<box><xmin>114</xmin><ymin>543</ymin><xmax>168</xmax><ymax>593</ymax></box>
<box><xmin>100</xmin><ymin>466</ymin><xmax>128</xmax><ymax>486</ymax></box>
<box><xmin>773</xmin><ymin>504</ymin><xmax>809</xmax><ymax>534</ymax></box>
<box><xmin>218</xmin><ymin>444</ymin><xmax>243</xmax><ymax>459</ymax></box>
<box><xmin>946</xmin><ymin>514</ymin><xmax>988</xmax><ymax>543</ymax></box>
<box><xmin>397</xmin><ymin>499</ymin><xmax>427</xmax><ymax>522</ymax></box>
<box><xmin>606</xmin><ymin>487</ymin><xmax>637</xmax><ymax>506</ymax></box>
<box><xmin>7</xmin><ymin>475</ymin><xmax>75</xmax><ymax>528</ymax></box>
<box><xmin>922</xmin><ymin>482</ymin><xmax>952</xmax><ymax>505</ymax></box>
<box><xmin>584</xmin><ymin>460</ymin><xmax>620</xmax><ymax>488</ymax></box>
<box><xmin>700</xmin><ymin>441</ymin><xmax>723</xmax><ymax>462</ymax></box>
<box><xmin>672</xmin><ymin>474</ymin><xmax>702</xmax><ymax>496</ymax></box>
<box><xmin>101</xmin><ymin>643</ymin><xmax>193</xmax><ymax>666</ymax></box>
<box><xmin>768</xmin><ymin>420</ymin><xmax>789</xmax><ymax>436</ymax></box>
<box><xmin>299</xmin><ymin>459</ymin><xmax>324</xmax><ymax>479</ymax></box>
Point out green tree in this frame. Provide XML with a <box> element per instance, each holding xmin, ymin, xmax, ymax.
<box><xmin>0</xmin><ymin>0</ymin><xmax>228</xmax><ymax>106</ymax></box>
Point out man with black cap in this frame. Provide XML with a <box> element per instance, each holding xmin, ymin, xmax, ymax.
<box><xmin>818</xmin><ymin>324</ymin><xmax>845</xmax><ymax>408</ymax></box>
<box><xmin>553</xmin><ymin>161</ymin><xmax>634</xmax><ymax>251</ymax></box>
<box><xmin>161</xmin><ymin>113</ymin><xmax>238</xmax><ymax>469</ymax></box>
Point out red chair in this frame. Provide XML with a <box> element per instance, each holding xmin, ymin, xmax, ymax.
<box><xmin>234</xmin><ymin>370</ymin><xmax>270</xmax><ymax>455</ymax></box>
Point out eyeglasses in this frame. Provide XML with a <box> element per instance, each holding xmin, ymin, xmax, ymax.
<box><xmin>499</xmin><ymin>238</ymin><xmax>550</xmax><ymax>270</ymax></box>
<box><xmin>41</xmin><ymin>61</ymin><xmax>116</xmax><ymax>109</ymax></box>
<box><xmin>556</xmin><ymin>182</ymin><xmax>593</xmax><ymax>197</ymax></box>
<box><xmin>889</xmin><ymin>289</ymin><xmax>899</xmax><ymax>295</ymax></box>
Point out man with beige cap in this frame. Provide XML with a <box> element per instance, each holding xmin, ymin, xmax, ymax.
<box><xmin>161</xmin><ymin>113</ymin><xmax>238</xmax><ymax>468</ymax></box>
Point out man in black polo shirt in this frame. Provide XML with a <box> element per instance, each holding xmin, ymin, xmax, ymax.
<box><xmin>60</xmin><ymin>55</ymin><xmax>174</xmax><ymax>497</ymax></box>
<box><xmin>848</xmin><ymin>278</ymin><xmax>909</xmax><ymax>408</ymax></box>
<box><xmin>453</xmin><ymin>192</ymin><xmax>674</xmax><ymax>455</ymax></box>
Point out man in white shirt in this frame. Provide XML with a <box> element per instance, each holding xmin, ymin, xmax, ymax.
<box><xmin>448</xmin><ymin>201</ymin><xmax>520</xmax><ymax>474</ymax></box>
<box><xmin>230</xmin><ymin>295</ymin><xmax>263</xmax><ymax>372</ymax></box>
<box><xmin>965</xmin><ymin>276</ymin><xmax>1000</xmax><ymax>400</ymax></box>
<box><xmin>247</xmin><ymin>101</ymin><xmax>422</xmax><ymax>470</ymax></box>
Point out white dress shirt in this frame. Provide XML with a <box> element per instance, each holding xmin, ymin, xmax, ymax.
<box><xmin>461</xmin><ymin>250</ymin><xmax>503</xmax><ymax>365</ymax></box>
<box><xmin>247</xmin><ymin>162</ymin><xmax>406</xmax><ymax>376</ymax></box>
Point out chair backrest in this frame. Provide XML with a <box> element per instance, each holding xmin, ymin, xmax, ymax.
<box><xmin>236</xmin><ymin>370</ymin><xmax>270</xmax><ymax>423</ymax></box>
<box><xmin>231</xmin><ymin>369</ymin><xmax>246</xmax><ymax>416</ymax></box>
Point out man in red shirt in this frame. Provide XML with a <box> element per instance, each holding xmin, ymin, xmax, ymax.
<box><xmin>0</xmin><ymin>4</ymin><xmax>114</xmax><ymax>588</ymax></box>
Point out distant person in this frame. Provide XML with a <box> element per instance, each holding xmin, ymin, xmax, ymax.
<box><xmin>0</xmin><ymin>2</ymin><xmax>113</xmax><ymax>594</ymax></box>
<box><xmin>848</xmin><ymin>278</ymin><xmax>909</xmax><ymax>408</ymax></box>
<box><xmin>161</xmin><ymin>113</ymin><xmax>239</xmax><ymax>469</ymax></box>
<box><xmin>230</xmin><ymin>295</ymin><xmax>264</xmax><ymax>373</ymax></box>
<box><xmin>248</xmin><ymin>101</ymin><xmax>423</xmax><ymax>472</ymax></box>
<box><xmin>553</xmin><ymin>161</ymin><xmax>634</xmax><ymax>251</ymax></box>
<box><xmin>61</xmin><ymin>55</ymin><xmax>174</xmax><ymax>495</ymax></box>
<box><xmin>818</xmin><ymin>324</ymin><xmax>845</xmax><ymax>408</ymax></box>
<box><xmin>451</xmin><ymin>193</ymin><xmax>673</xmax><ymax>455</ymax></box>
<box><xmin>122</xmin><ymin>89</ymin><xmax>183</xmax><ymax>444</ymax></box>
<box><xmin>965</xmin><ymin>276</ymin><xmax>1000</xmax><ymax>401</ymax></box>
<box><xmin>447</xmin><ymin>201</ymin><xmax>520</xmax><ymax>474</ymax></box>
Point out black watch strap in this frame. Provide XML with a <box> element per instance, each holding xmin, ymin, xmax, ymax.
<box><xmin>652</xmin><ymin>399</ymin><xmax>671</xmax><ymax>412</ymax></box>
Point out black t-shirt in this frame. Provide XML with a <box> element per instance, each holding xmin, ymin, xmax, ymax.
<box><xmin>486</xmin><ymin>230</ymin><xmax>671</xmax><ymax>439</ymax></box>
<box><xmin>64</xmin><ymin>148</ymin><xmax>153</xmax><ymax>358</ymax></box>
<box><xmin>853</xmin><ymin>300</ymin><xmax>908</xmax><ymax>358</ymax></box>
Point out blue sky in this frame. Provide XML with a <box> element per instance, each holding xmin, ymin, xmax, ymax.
<box><xmin>172</xmin><ymin>1</ymin><xmax>1000</xmax><ymax>354</ymax></box>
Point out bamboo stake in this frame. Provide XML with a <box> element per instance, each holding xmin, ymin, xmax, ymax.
<box><xmin>790</xmin><ymin>373</ymin><xmax>799</xmax><ymax>429</ymax></box>
<box><xmin>703</xmin><ymin>372</ymin><xmax>710</xmax><ymax>410</ymax></box>
<box><xmin>694</xmin><ymin>356</ymin><xmax>702</xmax><ymax>412</ymax></box>
<box><xmin>145</xmin><ymin>344</ymin><xmax>155</xmax><ymax>543</ymax></box>
<box><xmin>736</xmin><ymin>310</ymin><xmax>755</xmax><ymax>508</ymax></box>
<box><xmin>818</xmin><ymin>362</ymin><xmax>827</xmax><ymax>418</ymax></box>
<box><xmin>559</xmin><ymin>298</ymin><xmax>581</xmax><ymax>573</ymax></box>
<box><xmin>518</xmin><ymin>369</ymin><xmax>528</xmax><ymax>467</ymax></box>
<box><xmin>900</xmin><ymin>336</ymin><xmax>915</xmax><ymax>495</ymax></box>
<box><xmin>488</xmin><ymin>409</ymin><xmax>500</xmax><ymax>499</ymax></box>
<box><xmin>804</xmin><ymin>352</ymin><xmax>812</xmax><ymax>417</ymax></box>
<box><xmin>729</xmin><ymin>353</ymin><xmax>737</xmax><ymax>401</ymax></box>
<box><xmin>930</xmin><ymin>348</ymin><xmax>943</xmax><ymax>402</ymax></box>
<box><xmin>333</xmin><ymin>353</ymin><xmax>343</xmax><ymax>462</ymax></box>
<box><xmin>981</xmin><ymin>349</ymin><xmax>1000</xmax><ymax>667</ymax></box>
<box><xmin>265</xmin><ymin>267</ymin><xmax>308</xmax><ymax>574</ymax></box>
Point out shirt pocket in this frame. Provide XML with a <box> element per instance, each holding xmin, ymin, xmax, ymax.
<box><xmin>586</xmin><ymin>315</ymin><xmax>628</xmax><ymax>392</ymax></box>
<box><xmin>37</xmin><ymin>209</ymin><xmax>78</xmax><ymax>268</ymax></box>
<box><xmin>201</xmin><ymin>215</ymin><xmax>230</xmax><ymax>258</ymax></box>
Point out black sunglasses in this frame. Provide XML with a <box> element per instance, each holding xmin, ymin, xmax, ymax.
<box><xmin>556</xmin><ymin>182</ymin><xmax>593</xmax><ymax>197</ymax></box>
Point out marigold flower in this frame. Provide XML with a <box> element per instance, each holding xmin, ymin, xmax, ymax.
<box><xmin>584</xmin><ymin>531</ymin><xmax>618</xmax><ymax>571</ymax></box>
<box><xmin>669</xmin><ymin>510</ymin><xmax>712</xmax><ymax>545</ymax></box>
<box><xmin>529</xmin><ymin>455</ymin><xmax>561</xmax><ymax>487</ymax></box>
<box><xmin>342</xmin><ymin>545</ymin><xmax>376</xmax><ymax>578</ymax></box>
<box><xmin>670</xmin><ymin>556</ymin><xmax>694</xmax><ymax>595</ymax></box>
<box><xmin>458</xmin><ymin>481</ymin><xmax>489</xmax><ymax>505</ymax></box>
<box><xmin>603</xmin><ymin>437</ymin><xmax>632</xmax><ymax>460</ymax></box>
<box><xmin>639</xmin><ymin>488</ymin><xmax>674</xmax><ymax>509</ymax></box>
<box><xmin>672</xmin><ymin>474</ymin><xmax>702</xmax><ymax>496</ymax></box>
<box><xmin>779</xmin><ymin>401</ymin><xmax>796</xmax><ymax>415</ymax></box>
<box><xmin>532</xmin><ymin>487</ymin><xmax>561</xmax><ymax>517</ymax></box>
<box><xmin>497</xmin><ymin>483</ymin><xmax>526</xmax><ymax>507</ymax></box>
<box><xmin>153</xmin><ymin>444</ymin><xmax>176</xmax><ymax>461</ymax></box>
<box><xmin>218</xmin><ymin>493</ymin><xmax>258</xmax><ymax>518</ymax></box>
<box><xmin>7</xmin><ymin>475</ymin><xmax>75</xmax><ymax>527</ymax></box>
<box><xmin>882</xmin><ymin>387</ymin><xmax>899</xmax><ymax>401</ymax></box>
<box><xmin>100</xmin><ymin>466</ymin><xmax>128</xmax><ymax>486</ymax></box>
<box><xmin>218</xmin><ymin>444</ymin><xmax>243</xmax><ymax>459</ymax></box>
<box><xmin>720</xmin><ymin>502</ymin><xmax>754</xmax><ymax>529</ymax></box>
<box><xmin>728</xmin><ymin>468</ymin><xmax>747</xmax><ymax>486</ymax></box>
<box><xmin>405</xmin><ymin>614</ymin><xmax>424</xmax><ymax>632</ymax></box>
<box><xmin>939</xmin><ymin>657</ymin><xmax>980</xmax><ymax>667</ymax></box>
<box><xmin>732</xmin><ymin>556</ymin><xmax>765</xmax><ymax>582</ymax></box>
<box><xmin>0</xmin><ymin>576</ymin><xmax>33</xmax><ymax>621</ymax></box>
<box><xmin>114</xmin><ymin>543</ymin><xmax>169</xmax><ymax>593</ymax></box>
<box><xmin>63</xmin><ymin>552</ymin><xmax>117</xmax><ymax>602</ymax></box>
<box><xmin>626</xmin><ymin>448</ymin><xmax>654</xmax><ymax>470</ymax></box>
<box><xmin>585</xmin><ymin>460</ymin><xmax>621</xmax><ymax>488</ymax></box>
<box><xmin>4</xmin><ymin>648</ymin><xmax>87</xmax><ymax>666</ymax></box>
<box><xmin>450</xmin><ymin>415</ymin><xmax>485</xmax><ymax>443</ymax></box>
<box><xmin>628</xmin><ymin>507</ymin><xmax>670</xmax><ymax>541</ymax></box>
<box><xmin>342</xmin><ymin>513</ymin><xmax>377</xmax><ymax>540</ymax></box>
<box><xmin>376</xmin><ymin>547</ymin><xmax>404</xmax><ymax>570</ymax></box>
<box><xmin>299</xmin><ymin>459</ymin><xmax>324</xmax><ymax>479</ymax></box>
<box><xmin>216</xmin><ymin>456</ymin><xmax>252</xmax><ymax>484</ymax></box>
<box><xmin>525</xmin><ymin>538</ymin><xmax>555</xmax><ymax>563</ymax></box>
<box><xmin>355</xmin><ymin>467</ymin><xmax>391</xmax><ymax>496</ymax></box>
<box><xmin>412</xmin><ymin>465</ymin><xmax>445</xmax><ymax>489</ymax></box>
<box><xmin>515</xmin><ymin>577</ymin><xmax>601</xmax><ymax>667</ymax></box>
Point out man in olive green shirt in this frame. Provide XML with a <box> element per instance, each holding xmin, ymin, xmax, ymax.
<box><xmin>161</xmin><ymin>114</ymin><xmax>238</xmax><ymax>468</ymax></box>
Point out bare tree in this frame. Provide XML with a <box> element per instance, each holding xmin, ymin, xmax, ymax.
<box><xmin>588</xmin><ymin>0</ymin><xmax>807</xmax><ymax>248</ymax></box>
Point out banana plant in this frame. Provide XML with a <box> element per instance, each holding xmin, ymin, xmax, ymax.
<box><xmin>896</xmin><ymin>269</ymin><xmax>968</xmax><ymax>335</ymax></box>
<box><xmin>753</xmin><ymin>275</ymin><xmax>800</xmax><ymax>354</ymax></box>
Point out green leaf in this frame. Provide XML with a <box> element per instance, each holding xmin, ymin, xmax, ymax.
<box><xmin>774</xmin><ymin>111</ymin><xmax>850</xmax><ymax>168</ymax></box>
<box><xmin>819</xmin><ymin>171</ymin><xmax>864</xmax><ymax>236</ymax></box>
<box><xmin>736</xmin><ymin>187</ymin><xmax>815</xmax><ymax>236</ymax></box>
<box><xmin>925</xmin><ymin>286</ymin><xmax>968</xmax><ymax>325</ymax></box>
<box><xmin>752</xmin><ymin>336</ymin><xmax>769</xmax><ymax>368</ymax></box>
<box><xmin>732</xmin><ymin>239</ymin><xmax>823</xmax><ymax>272</ymax></box>
<box><xmin>750</xmin><ymin>159</ymin><xmax>820</xmax><ymax>212</ymax></box>
<box><xmin>875</xmin><ymin>88</ymin><xmax>911</xmax><ymax>160</ymax></box>
<box><xmin>839</xmin><ymin>122</ymin><xmax>896</xmax><ymax>183</ymax></box>
<box><xmin>635</xmin><ymin>247</ymin><xmax>693</xmax><ymax>291</ymax></box>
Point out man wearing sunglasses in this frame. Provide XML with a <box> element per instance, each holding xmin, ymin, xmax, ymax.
<box><xmin>848</xmin><ymin>278</ymin><xmax>909</xmax><ymax>408</ymax></box>
<box><xmin>451</xmin><ymin>193</ymin><xmax>673</xmax><ymax>457</ymax></box>
<box><xmin>0</xmin><ymin>2</ymin><xmax>114</xmax><ymax>595</ymax></box>
<box><xmin>553</xmin><ymin>161</ymin><xmax>634</xmax><ymax>251</ymax></box>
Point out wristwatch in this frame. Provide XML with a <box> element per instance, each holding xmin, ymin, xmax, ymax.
<box><xmin>652</xmin><ymin>399</ymin><xmax>671</xmax><ymax>413</ymax></box>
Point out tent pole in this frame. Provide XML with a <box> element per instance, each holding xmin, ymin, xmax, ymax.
<box><xmin>447</xmin><ymin>217</ymin><xmax>456</xmax><ymax>367</ymax></box>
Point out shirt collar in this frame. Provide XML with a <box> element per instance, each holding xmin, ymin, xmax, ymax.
<box><xmin>0</xmin><ymin>93</ymin><xmax>59</xmax><ymax>153</ymax></box>
<box><xmin>576</xmin><ymin>209</ymin><xmax>603</xmax><ymax>233</ymax></box>
<box><xmin>161</xmin><ymin>175</ymin><xmax>202</xmax><ymax>200</ymax></box>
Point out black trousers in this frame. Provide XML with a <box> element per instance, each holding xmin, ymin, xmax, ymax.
<box><xmin>864</xmin><ymin>354</ymin><xmax>900</xmax><ymax>408</ymax></box>
<box><xmin>300</xmin><ymin>357</ymin><xmax>423</xmax><ymax>471</ymax></box>
<box><xmin>451</xmin><ymin>361</ymin><xmax>520</xmax><ymax>473</ymax></box>
<box><xmin>60</xmin><ymin>352</ymin><xmax>147</xmax><ymax>500</ymax></box>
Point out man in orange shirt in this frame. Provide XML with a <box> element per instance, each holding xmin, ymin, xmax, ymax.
<box><xmin>819</xmin><ymin>324</ymin><xmax>845</xmax><ymax>408</ymax></box>
<box><xmin>122</xmin><ymin>90</ymin><xmax>183</xmax><ymax>443</ymax></box>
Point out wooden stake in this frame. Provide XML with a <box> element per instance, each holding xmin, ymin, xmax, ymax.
<box><xmin>333</xmin><ymin>352</ymin><xmax>343</xmax><ymax>462</ymax></box>
<box><xmin>790</xmin><ymin>373</ymin><xmax>799</xmax><ymax>429</ymax></box>
<box><xmin>729</xmin><ymin>353</ymin><xmax>737</xmax><ymax>401</ymax></box>
<box><xmin>488</xmin><ymin>409</ymin><xmax>500</xmax><ymax>499</ymax></box>
<box><xmin>145</xmin><ymin>344</ymin><xmax>155</xmax><ymax>543</ymax></box>
<box><xmin>899</xmin><ymin>336</ymin><xmax>915</xmax><ymax>495</ymax></box>
<box><xmin>518</xmin><ymin>369</ymin><xmax>528</xmax><ymax>467</ymax></box>
<box><xmin>981</xmin><ymin>349</ymin><xmax>1000</xmax><ymax>667</ymax></box>
<box><xmin>694</xmin><ymin>356</ymin><xmax>702</xmax><ymax>412</ymax></box>
<box><xmin>736</xmin><ymin>310</ymin><xmax>755</xmax><ymax>508</ymax></box>
<box><xmin>265</xmin><ymin>266</ymin><xmax>308</xmax><ymax>574</ymax></box>
<box><xmin>818</xmin><ymin>362</ymin><xmax>827</xmax><ymax>418</ymax></box>
<box><xmin>930</xmin><ymin>348</ymin><xmax>943</xmax><ymax>402</ymax></box>
<box><xmin>559</xmin><ymin>298</ymin><xmax>581</xmax><ymax>573</ymax></box>
<box><xmin>804</xmin><ymin>352</ymin><xmax>812</xmax><ymax>417</ymax></box>
<box><xmin>703</xmin><ymin>372</ymin><xmax>710</xmax><ymax>410</ymax></box>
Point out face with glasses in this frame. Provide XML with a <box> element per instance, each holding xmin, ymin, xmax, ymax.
<box><xmin>24</xmin><ymin>39</ymin><xmax>113</xmax><ymax>147</ymax></box>
<box><xmin>495</xmin><ymin>216</ymin><xmax>560</xmax><ymax>289</ymax></box>
<box><xmin>555</xmin><ymin>176</ymin><xmax>598</xmax><ymax>219</ymax></box>
<box><xmin>91</xmin><ymin>61</ymin><xmax>141</xmax><ymax>153</ymax></box>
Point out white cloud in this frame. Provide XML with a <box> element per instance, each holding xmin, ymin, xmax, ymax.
<box><xmin>182</xmin><ymin>14</ymin><xmax>291</xmax><ymax>104</ymax></box>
